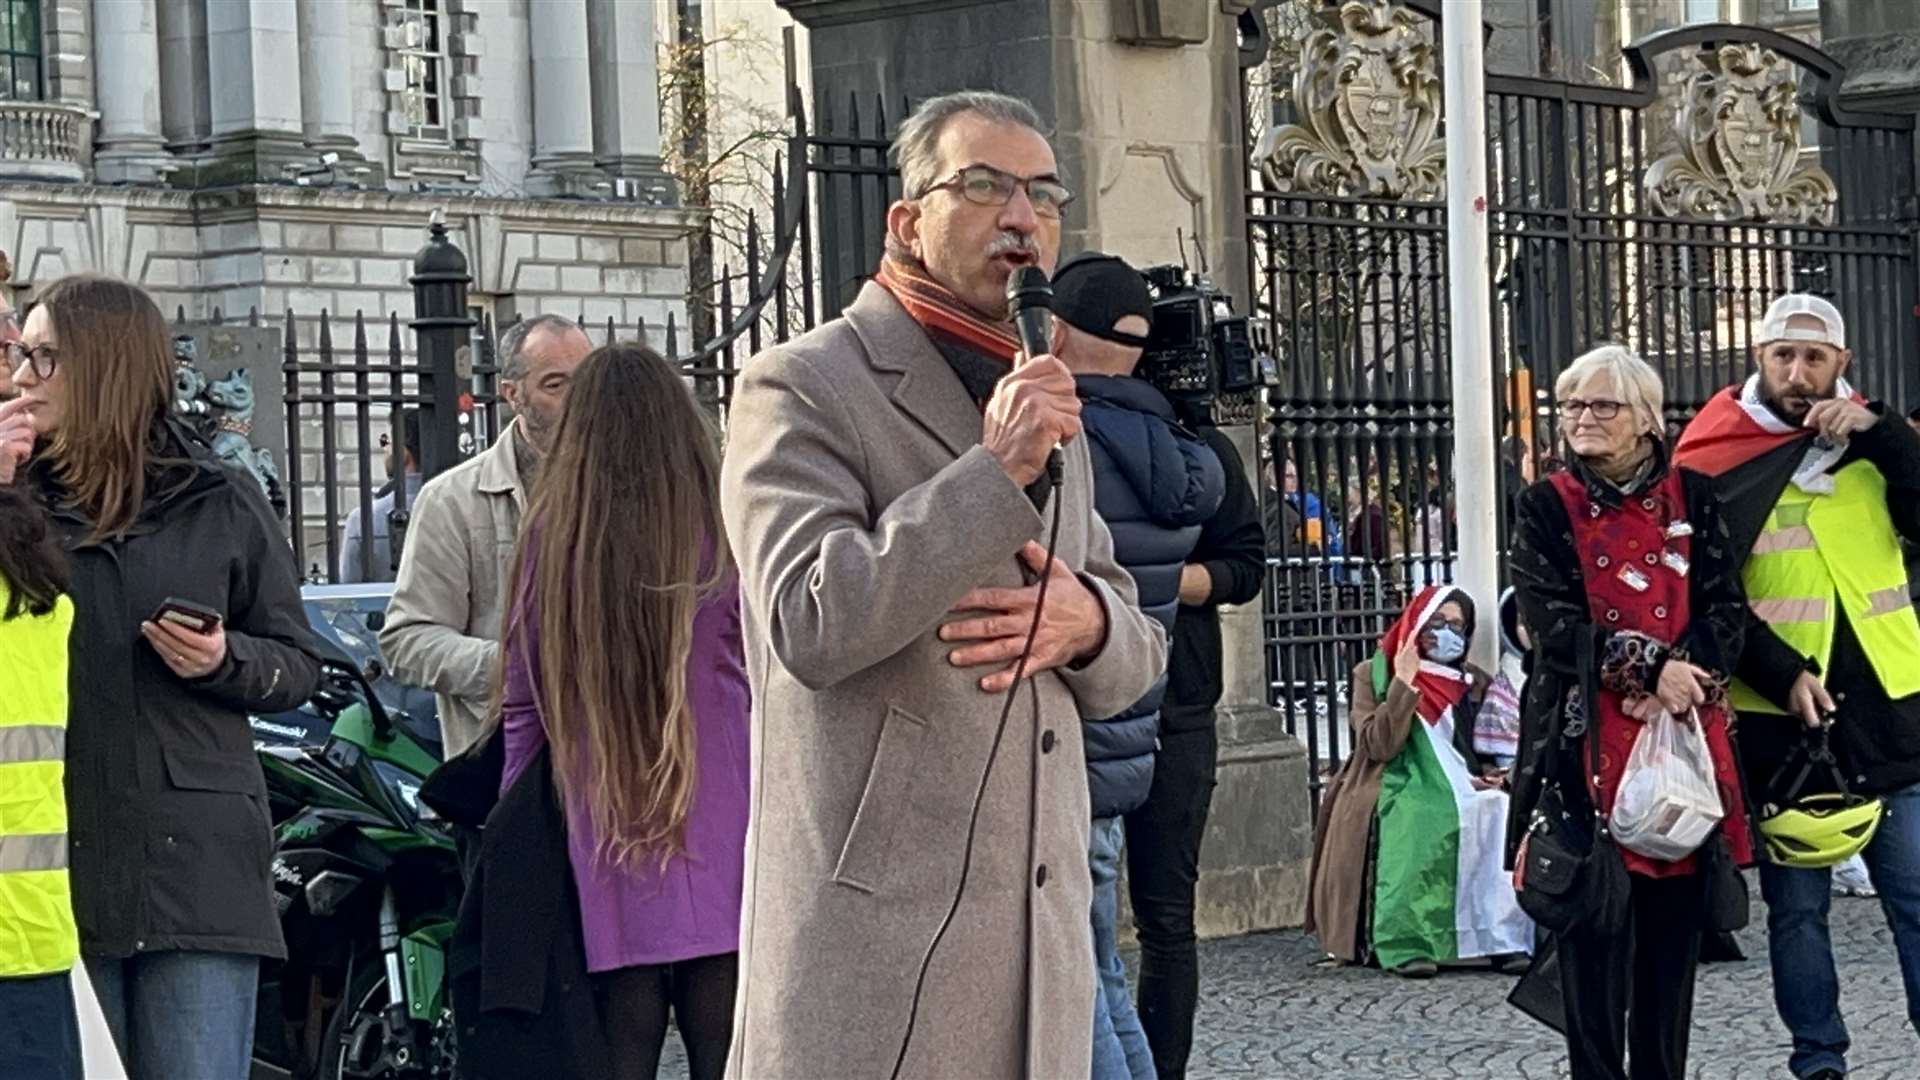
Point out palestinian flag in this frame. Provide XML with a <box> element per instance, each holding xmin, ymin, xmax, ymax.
<box><xmin>1674</xmin><ymin>373</ymin><xmax>1860</xmax><ymax>477</ymax></box>
<box><xmin>1369</xmin><ymin>587</ymin><xmax>1535</xmax><ymax>969</ymax></box>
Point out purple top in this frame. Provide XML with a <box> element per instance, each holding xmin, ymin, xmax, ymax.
<box><xmin>499</xmin><ymin>554</ymin><xmax>751</xmax><ymax>972</ymax></box>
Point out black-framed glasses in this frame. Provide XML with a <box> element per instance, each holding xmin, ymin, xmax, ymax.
<box><xmin>3</xmin><ymin>341</ymin><xmax>56</xmax><ymax>379</ymax></box>
<box><xmin>919</xmin><ymin>164</ymin><xmax>1074</xmax><ymax>218</ymax></box>
<box><xmin>1559</xmin><ymin>397</ymin><xmax>1625</xmax><ymax>421</ymax></box>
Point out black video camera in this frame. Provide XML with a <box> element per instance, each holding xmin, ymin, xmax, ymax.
<box><xmin>1136</xmin><ymin>265</ymin><xmax>1274</xmax><ymax>418</ymax></box>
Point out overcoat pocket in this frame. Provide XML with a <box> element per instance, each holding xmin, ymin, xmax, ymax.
<box><xmin>832</xmin><ymin>704</ymin><xmax>929</xmax><ymax>893</ymax></box>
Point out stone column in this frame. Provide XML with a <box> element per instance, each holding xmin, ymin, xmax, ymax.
<box><xmin>156</xmin><ymin>0</ymin><xmax>212</xmax><ymax>155</ymax></box>
<box><xmin>779</xmin><ymin>0</ymin><xmax>1309</xmax><ymax>936</ymax></box>
<box><xmin>205</xmin><ymin>0</ymin><xmax>309</xmax><ymax>183</ymax></box>
<box><xmin>294</xmin><ymin>0</ymin><xmax>362</xmax><ymax>159</ymax></box>
<box><xmin>585</xmin><ymin>0</ymin><xmax>676</xmax><ymax>202</ymax></box>
<box><xmin>526</xmin><ymin>0</ymin><xmax>601</xmax><ymax>197</ymax></box>
<box><xmin>92</xmin><ymin>0</ymin><xmax>173</xmax><ymax>182</ymax></box>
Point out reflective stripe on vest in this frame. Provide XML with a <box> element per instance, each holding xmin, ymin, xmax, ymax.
<box><xmin>0</xmin><ymin>833</ymin><xmax>65</xmax><ymax>873</ymax></box>
<box><xmin>0</xmin><ymin>590</ymin><xmax>77</xmax><ymax>978</ymax></box>
<box><xmin>1731</xmin><ymin>459</ymin><xmax>1920</xmax><ymax>714</ymax></box>
<box><xmin>0</xmin><ymin>724</ymin><xmax>63</xmax><ymax>764</ymax></box>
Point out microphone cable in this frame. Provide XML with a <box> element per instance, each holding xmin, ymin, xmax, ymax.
<box><xmin>889</xmin><ymin>463</ymin><xmax>1065</xmax><ymax>1080</ymax></box>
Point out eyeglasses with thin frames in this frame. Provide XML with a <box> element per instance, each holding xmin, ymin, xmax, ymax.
<box><xmin>3</xmin><ymin>341</ymin><xmax>58</xmax><ymax>380</ymax></box>
<box><xmin>918</xmin><ymin>164</ymin><xmax>1074</xmax><ymax>218</ymax></box>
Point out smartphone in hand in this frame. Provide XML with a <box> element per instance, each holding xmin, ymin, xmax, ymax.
<box><xmin>151</xmin><ymin>597</ymin><xmax>223</xmax><ymax>636</ymax></box>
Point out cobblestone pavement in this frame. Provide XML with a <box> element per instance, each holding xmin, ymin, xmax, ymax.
<box><xmin>1188</xmin><ymin>891</ymin><xmax>1910</xmax><ymax>1079</ymax></box>
<box><xmin>657</xmin><ymin>890</ymin><xmax>1907</xmax><ymax>1078</ymax></box>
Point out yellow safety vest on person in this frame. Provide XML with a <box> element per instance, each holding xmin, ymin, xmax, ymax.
<box><xmin>0</xmin><ymin>583</ymin><xmax>76</xmax><ymax>978</ymax></box>
<box><xmin>1731</xmin><ymin>459</ymin><xmax>1920</xmax><ymax>714</ymax></box>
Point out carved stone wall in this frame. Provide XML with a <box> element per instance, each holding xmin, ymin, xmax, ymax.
<box><xmin>1647</xmin><ymin>42</ymin><xmax>1838</xmax><ymax>225</ymax></box>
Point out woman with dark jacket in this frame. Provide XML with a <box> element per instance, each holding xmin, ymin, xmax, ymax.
<box><xmin>494</xmin><ymin>342</ymin><xmax>749</xmax><ymax>1080</ymax></box>
<box><xmin>1306</xmin><ymin>585</ymin><xmax>1532</xmax><ymax>978</ymax></box>
<box><xmin>1508</xmin><ymin>345</ymin><xmax>1751</xmax><ymax>1080</ymax></box>
<box><xmin>8</xmin><ymin>275</ymin><xmax>324</xmax><ymax>1080</ymax></box>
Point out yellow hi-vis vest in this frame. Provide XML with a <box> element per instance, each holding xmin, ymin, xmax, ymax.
<box><xmin>0</xmin><ymin>586</ymin><xmax>76</xmax><ymax>978</ymax></box>
<box><xmin>1730</xmin><ymin>459</ymin><xmax>1920</xmax><ymax>714</ymax></box>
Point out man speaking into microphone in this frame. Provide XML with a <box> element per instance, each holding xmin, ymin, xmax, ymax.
<box><xmin>720</xmin><ymin>92</ymin><xmax>1166</xmax><ymax>1079</ymax></box>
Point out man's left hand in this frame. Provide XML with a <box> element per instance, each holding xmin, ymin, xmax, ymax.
<box><xmin>941</xmin><ymin>541</ymin><xmax>1107</xmax><ymax>693</ymax></box>
<box><xmin>1804</xmin><ymin>398</ymin><xmax>1877</xmax><ymax>441</ymax></box>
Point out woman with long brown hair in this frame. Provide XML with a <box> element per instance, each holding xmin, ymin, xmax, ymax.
<box><xmin>496</xmin><ymin>341</ymin><xmax>750</xmax><ymax>1080</ymax></box>
<box><xmin>7</xmin><ymin>274</ymin><xmax>324</xmax><ymax>1080</ymax></box>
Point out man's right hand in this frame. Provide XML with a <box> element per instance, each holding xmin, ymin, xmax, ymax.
<box><xmin>1787</xmin><ymin>669</ymin><xmax>1836</xmax><ymax>729</ymax></box>
<box><xmin>0</xmin><ymin>396</ymin><xmax>33</xmax><ymax>485</ymax></box>
<box><xmin>983</xmin><ymin>353</ymin><xmax>1081</xmax><ymax>488</ymax></box>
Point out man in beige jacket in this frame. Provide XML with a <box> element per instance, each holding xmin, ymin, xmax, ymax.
<box><xmin>380</xmin><ymin>314</ymin><xmax>590</xmax><ymax>756</ymax></box>
<box><xmin>720</xmin><ymin>91</ymin><xmax>1167</xmax><ymax>1079</ymax></box>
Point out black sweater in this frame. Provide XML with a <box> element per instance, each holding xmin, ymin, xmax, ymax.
<box><xmin>1164</xmin><ymin>426</ymin><xmax>1266</xmax><ymax>730</ymax></box>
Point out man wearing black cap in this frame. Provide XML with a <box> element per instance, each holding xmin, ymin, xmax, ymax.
<box><xmin>1052</xmin><ymin>252</ymin><xmax>1264</xmax><ymax>1079</ymax></box>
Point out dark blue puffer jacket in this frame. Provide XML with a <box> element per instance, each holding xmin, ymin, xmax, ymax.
<box><xmin>1077</xmin><ymin>375</ymin><xmax>1226</xmax><ymax>818</ymax></box>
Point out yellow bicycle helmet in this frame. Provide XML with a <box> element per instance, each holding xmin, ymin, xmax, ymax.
<box><xmin>1758</xmin><ymin>725</ymin><xmax>1884</xmax><ymax>870</ymax></box>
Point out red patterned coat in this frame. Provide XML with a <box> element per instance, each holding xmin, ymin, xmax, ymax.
<box><xmin>1506</xmin><ymin>448</ymin><xmax>1756</xmax><ymax>873</ymax></box>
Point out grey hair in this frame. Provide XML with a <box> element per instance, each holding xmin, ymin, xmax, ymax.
<box><xmin>1556</xmin><ymin>344</ymin><xmax>1664</xmax><ymax>433</ymax></box>
<box><xmin>893</xmin><ymin>91</ymin><xmax>1046</xmax><ymax>200</ymax></box>
<box><xmin>497</xmin><ymin>313</ymin><xmax>582</xmax><ymax>381</ymax></box>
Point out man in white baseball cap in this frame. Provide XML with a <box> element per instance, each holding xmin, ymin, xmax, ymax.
<box><xmin>1676</xmin><ymin>292</ymin><xmax>1920</xmax><ymax>1080</ymax></box>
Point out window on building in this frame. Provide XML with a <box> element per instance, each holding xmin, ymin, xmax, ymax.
<box><xmin>1683</xmin><ymin>0</ymin><xmax>1721</xmax><ymax>23</ymax></box>
<box><xmin>0</xmin><ymin>0</ymin><xmax>42</xmax><ymax>102</ymax></box>
<box><xmin>398</xmin><ymin>0</ymin><xmax>448</xmax><ymax>140</ymax></box>
<box><xmin>1788</xmin><ymin>0</ymin><xmax>1819</xmax><ymax>11</ymax></box>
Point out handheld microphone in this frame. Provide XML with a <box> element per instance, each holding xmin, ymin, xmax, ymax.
<box><xmin>1006</xmin><ymin>265</ymin><xmax>1064</xmax><ymax>488</ymax></box>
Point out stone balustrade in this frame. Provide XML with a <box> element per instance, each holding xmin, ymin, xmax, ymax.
<box><xmin>0</xmin><ymin>102</ymin><xmax>93</xmax><ymax>182</ymax></box>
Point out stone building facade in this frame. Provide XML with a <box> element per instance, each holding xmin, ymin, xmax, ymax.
<box><xmin>0</xmin><ymin>0</ymin><xmax>699</xmax><ymax>343</ymax></box>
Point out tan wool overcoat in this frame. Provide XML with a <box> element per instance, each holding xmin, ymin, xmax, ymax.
<box><xmin>719</xmin><ymin>282</ymin><xmax>1168</xmax><ymax>1079</ymax></box>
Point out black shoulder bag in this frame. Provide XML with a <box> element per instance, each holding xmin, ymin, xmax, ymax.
<box><xmin>1514</xmin><ymin>689</ymin><xmax>1631</xmax><ymax>936</ymax></box>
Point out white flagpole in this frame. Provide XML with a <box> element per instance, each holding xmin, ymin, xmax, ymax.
<box><xmin>1442</xmin><ymin>0</ymin><xmax>1501</xmax><ymax>670</ymax></box>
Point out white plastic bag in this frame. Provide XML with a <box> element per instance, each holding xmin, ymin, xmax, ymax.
<box><xmin>1610</xmin><ymin>709</ymin><xmax>1724</xmax><ymax>862</ymax></box>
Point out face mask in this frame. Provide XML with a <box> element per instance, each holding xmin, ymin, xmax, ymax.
<box><xmin>1426</xmin><ymin>627</ymin><xmax>1467</xmax><ymax>664</ymax></box>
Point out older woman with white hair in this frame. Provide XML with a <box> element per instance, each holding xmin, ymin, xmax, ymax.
<box><xmin>1506</xmin><ymin>345</ymin><xmax>1752</xmax><ymax>1080</ymax></box>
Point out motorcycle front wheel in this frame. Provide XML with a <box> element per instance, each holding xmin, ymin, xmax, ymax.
<box><xmin>319</xmin><ymin>964</ymin><xmax>457</xmax><ymax>1080</ymax></box>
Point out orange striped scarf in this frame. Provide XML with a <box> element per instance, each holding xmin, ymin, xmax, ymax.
<box><xmin>874</xmin><ymin>254</ymin><xmax>1022</xmax><ymax>362</ymax></box>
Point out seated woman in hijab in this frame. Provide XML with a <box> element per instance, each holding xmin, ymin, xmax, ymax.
<box><xmin>1307</xmin><ymin>585</ymin><xmax>1534</xmax><ymax>978</ymax></box>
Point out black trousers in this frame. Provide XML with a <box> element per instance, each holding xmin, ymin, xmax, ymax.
<box><xmin>594</xmin><ymin>952</ymin><xmax>738</xmax><ymax>1080</ymax></box>
<box><xmin>1123</xmin><ymin>722</ymin><xmax>1219</xmax><ymax>1080</ymax></box>
<box><xmin>1558</xmin><ymin>872</ymin><xmax>1704</xmax><ymax>1080</ymax></box>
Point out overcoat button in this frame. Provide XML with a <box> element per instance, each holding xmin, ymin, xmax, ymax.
<box><xmin>1036</xmin><ymin>865</ymin><xmax>1049</xmax><ymax>888</ymax></box>
<box><xmin>1041</xmin><ymin>731</ymin><xmax>1056</xmax><ymax>753</ymax></box>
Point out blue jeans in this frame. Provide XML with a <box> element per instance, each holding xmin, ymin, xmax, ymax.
<box><xmin>1091</xmin><ymin>815</ymin><xmax>1154</xmax><ymax>1080</ymax></box>
<box><xmin>1760</xmin><ymin>781</ymin><xmax>1920</xmax><ymax>1078</ymax></box>
<box><xmin>86</xmin><ymin>950</ymin><xmax>259</xmax><ymax>1080</ymax></box>
<box><xmin>0</xmin><ymin>972</ymin><xmax>82</xmax><ymax>1080</ymax></box>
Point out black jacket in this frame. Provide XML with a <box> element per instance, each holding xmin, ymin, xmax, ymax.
<box><xmin>1077</xmin><ymin>376</ymin><xmax>1225</xmax><ymax>817</ymax></box>
<box><xmin>1716</xmin><ymin>407</ymin><xmax>1920</xmax><ymax>799</ymax></box>
<box><xmin>1164</xmin><ymin>426</ymin><xmax>1266</xmax><ymax>730</ymax></box>
<box><xmin>439</xmin><ymin>736</ymin><xmax>612</xmax><ymax>1079</ymax></box>
<box><xmin>32</xmin><ymin>421</ymin><xmax>324</xmax><ymax>959</ymax></box>
<box><xmin>1504</xmin><ymin>453</ymin><xmax>1747</xmax><ymax>863</ymax></box>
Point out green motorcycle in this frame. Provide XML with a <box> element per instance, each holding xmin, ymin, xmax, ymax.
<box><xmin>249</xmin><ymin>659</ymin><xmax>461</xmax><ymax>1080</ymax></box>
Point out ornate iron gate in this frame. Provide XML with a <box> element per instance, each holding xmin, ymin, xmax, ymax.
<box><xmin>1249</xmin><ymin>2</ymin><xmax>1920</xmax><ymax>804</ymax></box>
